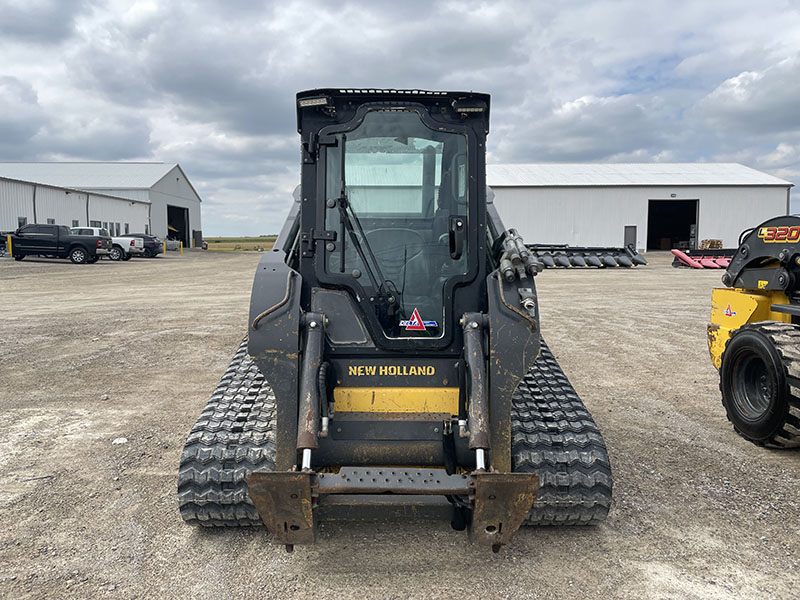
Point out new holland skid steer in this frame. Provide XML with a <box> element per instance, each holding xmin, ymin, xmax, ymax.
<box><xmin>708</xmin><ymin>215</ymin><xmax>800</xmax><ymax>448</ymax></box>
<box><xmin>178</xmin><ymin>89</ymin><xmax>612</xmax><ymax>551</ymax></box>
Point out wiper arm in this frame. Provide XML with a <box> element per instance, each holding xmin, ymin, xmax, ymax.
<box><xmin>336</xmin><ymin>134</ymin><xmax>399</xmax><ymax>309</ymax></box>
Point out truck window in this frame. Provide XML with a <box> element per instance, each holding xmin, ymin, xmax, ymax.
<box><xmin>100</xmin><ymin>229</ymin><xmax>110</xmax><ymax>237</ymax></box>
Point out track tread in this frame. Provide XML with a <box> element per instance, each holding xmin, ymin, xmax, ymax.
<box><xmin>177</xmin><ymin>338</ymin><xmax>275</xmax><ymax>527</ymax></box>
<box><xmin>512</xmin><ymin>340</ymin><xmax>613</xmax><ymax>525</ymax></box>
<box><xmin>179</xmin><ymin>337</ymin><xmax>614</xmax><ymax>529</ymax></box>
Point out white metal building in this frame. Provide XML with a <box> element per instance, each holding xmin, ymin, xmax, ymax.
<box><xmin>487</xmin><ymin>163</ymin><xmax>794</xmax><ymax>250</ymax></box>
<box><xmin>0</xmin><ymin>176</ymin><xmax>150</xmax><ymax>235</ymax></box>
<box><xmin>0</xmin><ymin>163</ymin><xmax>202</xmax><ymax>246</ymax></box>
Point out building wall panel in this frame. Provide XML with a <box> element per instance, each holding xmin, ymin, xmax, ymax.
<box><xmin>492</xmin><ymin>185</ymin><xmax>789</xmax><ymax>250</ymax></box>
<box><xmin>35</xmin><ymin>187</ymin><xmax>87</xmax><ymax>227</ymax></box>
<box><xmin>89</xmin><ymin>188</ymin><xmax>151</xmax><ymax>203</ymax></box>
<box><xmin>693</xmin><ymin>187</ymin><xmax>787</xmax><ymax>245</ymax></box>
<box><xmin>88</xmin><ymin>195</ymin><xmax>149</xmax><ymax>234</ymax></box>
<box><xmin>492</xmin><ymin>186</ymin><xmax>648</xmax><ymax>248</ymax></box>
<box><xmin>0</xmin><ymin>179</ymin><xmax>34</xmax><ymax>231</ymax></box>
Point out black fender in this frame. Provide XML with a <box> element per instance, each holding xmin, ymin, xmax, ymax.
<box><xmin>248</xmin><ymin>248</ymin><xmax>302</xmax><ymax>471</ymax></box>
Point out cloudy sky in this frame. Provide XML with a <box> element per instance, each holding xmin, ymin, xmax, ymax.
<box><xmin>1</xmin><ymin>0</ymin><xmax>799</xmax><ymax>235</ymax></box>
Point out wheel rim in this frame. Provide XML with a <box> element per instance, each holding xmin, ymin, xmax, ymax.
<box><xmin>730</xmin><ymin>352</ymin><xmax>773</xmax><ymax>421</ymax></box>
<box><xmin>73</xmin><ymin>250</ymin><xmax>85</xmax><ymax>262</ymax></box>
<box><xmin>111</xmin><ymin>248</ymin><xmax>121</xmax><ymax>260</ymax></box>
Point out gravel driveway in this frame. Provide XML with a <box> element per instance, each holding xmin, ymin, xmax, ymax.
<box><xmin>0</xmin><ymin>251</ymin><xmax>798</xmax><ymax>599</ymax></box>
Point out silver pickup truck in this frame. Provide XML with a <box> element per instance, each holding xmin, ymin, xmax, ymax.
<box><xmin>71</xmin><ymin>227</ymin><xmax>145</xmax><ymax>261</ymax></box>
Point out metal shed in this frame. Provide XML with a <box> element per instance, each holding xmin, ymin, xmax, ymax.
<box><xmin>487</xmin><ymin>163</ymin><xmax>794</xmax><ymax>250</ymax></box>
<box><xmin>0</xmin><ymin>176</ymin><xmax>149</xmax><ymax>235</ymax></box>
<box><xmin>0</xmin><ymin>163</ymin><xmax>202</xmax><ymax>246</ymax></box>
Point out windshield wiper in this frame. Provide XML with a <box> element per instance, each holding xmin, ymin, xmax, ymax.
<box><xmin>335</xmin><ymin>134</ymin><xmax>402</xmax><ymax>322</ymax></box>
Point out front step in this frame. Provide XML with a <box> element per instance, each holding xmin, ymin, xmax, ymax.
<box><xmin>247</xmin><ymin>468</ymin><xmax>538</xmax><ymax>551</ymax></box>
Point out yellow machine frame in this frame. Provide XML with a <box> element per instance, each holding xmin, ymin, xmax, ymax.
<box><xmin>707</xmin><ymin>288</ymin><xmax>790</xmax><ymax>369</ymax></box>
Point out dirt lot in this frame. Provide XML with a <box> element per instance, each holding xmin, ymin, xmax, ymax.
<box><xmin>1</xmin><ymin>251</ymin><xmax>798</xmax><ymax>599</ymax></box>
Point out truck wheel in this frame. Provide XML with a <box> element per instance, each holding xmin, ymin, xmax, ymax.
<box><xmin>121</xmin><ymin>252</ymin><xmax>132</xmax><ymax>261</ymax></box>
<box><xmin>87</xmin><ymin>256</ymin><xmax>100</xmax><ymax>264</ymax></box>
<box><xmin>69</xmin><ymin>247</ymin><xmax>88</xmax><ymax>264</ymax></box>
<box><xmin>14</xmin><ymin>254</ymin><xmax>24</xmax><ymax>261</ymax></box>
<box><xmin>143</xmin><ymin>248</ymin><xmax>153</xmax><ymax>258</ymax></box>
<box><xmin>720</xmin><ymin>323</ymin><xmax>800</xmax><ymax>447</ymax></box>
<box><xmin>109</xmin><ymin>246</ymin><xmax>123</xmax><ymax>261</ymax></box>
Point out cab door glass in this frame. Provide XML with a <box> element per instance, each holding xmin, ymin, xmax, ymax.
<box><xmin>323</xmin><ymin>109</ymin><xmax>468</xmax><ymax>339</ymax></box>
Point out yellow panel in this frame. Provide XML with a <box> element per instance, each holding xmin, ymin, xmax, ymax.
<box><xmin>707</xmin><ymin>288</ymin><xmax>790</xmax><ymax>369</ymax></box>
<box><xmin>333</xmin><ymin>387</ymin><xmax>459</xmax><ymax>414</ymax></box>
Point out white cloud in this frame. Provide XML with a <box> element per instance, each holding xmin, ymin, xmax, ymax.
<box><xmin>1</xmin><ymin>0</ymin><xmax>799</xmax><ymax>233</ymax></box>
<box><xmin>693</xmin><ymin>57</ymin><xmax>800</xmax><ymax>135</ymax></box>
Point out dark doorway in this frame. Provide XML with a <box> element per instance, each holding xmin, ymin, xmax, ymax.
<box><xmin>167</xmin><ymin>205</ymin><xmax>189</xmax><ymax>246</ymax></box>
<box><xmin>647</xmin><ymin>200</ymin><xmax>697</xmax><ymax>250</ymax></box>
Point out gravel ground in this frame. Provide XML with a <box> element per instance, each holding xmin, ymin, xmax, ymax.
<box><xmin>1</xmin><ymin>250</ymin><xmax>798</xmax><ymax>600</ymax></box>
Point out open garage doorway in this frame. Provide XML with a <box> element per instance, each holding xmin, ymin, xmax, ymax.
<box><xmin>167</xmin><ymin>205</ymin><xmax>189</xmax><ymax>246</ymax></box>
<box><xmin>647</xmin><ymin>199</ymin><xmax>697</xmax><ymax>250</ymax></box>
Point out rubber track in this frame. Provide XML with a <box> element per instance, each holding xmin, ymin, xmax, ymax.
<box><xmin>178</xmin><ymin>338</ymin><xmax>613</xmax><ymax>527</ymax></box>
<box><xmin>177</xmin><ymin>338</ymin><xmax>275</xmax><ymax>526</ymax></box>
<box><xmin>512</xmin><ymin>340</ymin><xmax>613</xmax><ymax>525</ymax></box>
<box><xmin>724</xmin><ymin>322</ymin><xmax>800</xmax><ymax>448</ymax></box>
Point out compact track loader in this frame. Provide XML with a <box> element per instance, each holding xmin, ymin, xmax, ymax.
<box><xmin>708</xmin><ymin>215</ymin><xmax>800</xmax><ymax>447</ymax></box>
<box><xmin>178</xmin><ymin>89</ymin><xmax>612</xmax><ymax>551</ymax></box>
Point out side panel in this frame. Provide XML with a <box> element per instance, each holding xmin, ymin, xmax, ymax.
<box><xmin>707</xmin><ymin>288</ymin><xmax>790</xmax><ymax>369</ymax></box>
<box><xmin>486</xmin><ymin>271</ymin><xmax>540</xmax><ymax>472</ymax></box>
<box><xmin>0</xmin><ymin>179</ymin><xmax>34</xmax><ymax>231</ymax></box>
<box><xmin>489</xmin><ymin>184</ymin><xmax>788</xmax><ymax>250</ymax></box>
<box><xmin>87</xmin><ymin>194</ymin><xmax>150</xmax><ymax>232</ymax></box>
<box><xmin>248</xmin><ymin>249</ymin><xmax>301</xmax><ymax>470</ymax></box>
<box><xmin>29</xmin><ymin>186</ymin><xmax>85</xmax><ymax>226</ymax></box>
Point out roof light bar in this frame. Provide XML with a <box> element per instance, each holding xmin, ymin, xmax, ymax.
<box><xmin>451</xmin><ymin>98</ymin><xmax>487</xmax><ymax>114</ymax></box>
<box><xmin>298</xmin><ymin>96</ymin><xmax>331</xmax><ymax>108</ymax></box>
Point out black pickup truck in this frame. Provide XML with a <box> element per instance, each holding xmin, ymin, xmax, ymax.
<box><xmin>7</xmin><ymin>224</ymin><xmax>112</xmax><ymax>264</ymax></box>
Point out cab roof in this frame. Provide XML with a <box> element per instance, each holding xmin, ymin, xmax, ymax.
<box><xmin>296</xmin><ymin>88</ymin><xmax>491</xmax><ymax>134</ymax></box>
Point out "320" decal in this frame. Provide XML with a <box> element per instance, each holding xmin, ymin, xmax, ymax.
<box><xmin>758</xmin><ymin>226</ymin><xmax>800</xmax><ymax>243</ymax></box>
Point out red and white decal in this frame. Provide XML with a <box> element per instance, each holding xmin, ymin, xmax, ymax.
<box><xmin>399</xmin><ymin>308</ymin><xmax>438</xmax><ymax>331</ymax></box>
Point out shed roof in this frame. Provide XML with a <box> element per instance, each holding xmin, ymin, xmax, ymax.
<box><xmin>0</xmin><ymin>162</ymin><xmax>178</xmax><ymax>190</ymax></box>
<box><xmin>0</xmin><ymin>175</ymin><xmax>151</xmax><ymax>204</ymax></box>
<box><xmin>487</xmin><ymin>163</ymin><xmax>793</xmax><ymax>187</ymax></box>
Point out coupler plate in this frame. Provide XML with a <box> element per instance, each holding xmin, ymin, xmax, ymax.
<box><xmin>247</xmin><ymin>467</ymin><xmax>538</xmax><ymax>550</ymax></box>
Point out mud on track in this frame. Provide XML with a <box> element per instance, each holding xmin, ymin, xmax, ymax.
<box><xmin>0</xmin><ymin>251</ymin><xmax>798</xmax><ymax>599</ymax></box>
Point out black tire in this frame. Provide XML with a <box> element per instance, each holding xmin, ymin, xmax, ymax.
<box><xmin>143</xmin><ymin>247</ymin><xmax>153</xmax><ymax>258</ymax></box>
<box><xmin>720</xmin><ymin>322</ymin><xmax>800</xmax><ymax>448</ymax></box>
<box><xmin>87</xmin><ymin>256</ymin><xmax>100</xmax><ymax>264</ymax></box>
<box><xmin>109</xmin><ymin>246</ymin><xmax>124</xmax><ymax>261</ymax></box>
<box><xmin>69</xmin><ymin>247</ymin><xmax>88</xmax><ymax>264</ymax></box>
<box><xmin>121</xmin><ymin>252</ymin><xmax>132</xmax><ymax>261</ymax></box>
<box><xmin>14</xmin><ymin>254</ymin><xmax>24</xmax><ymax>261</ymax></box>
